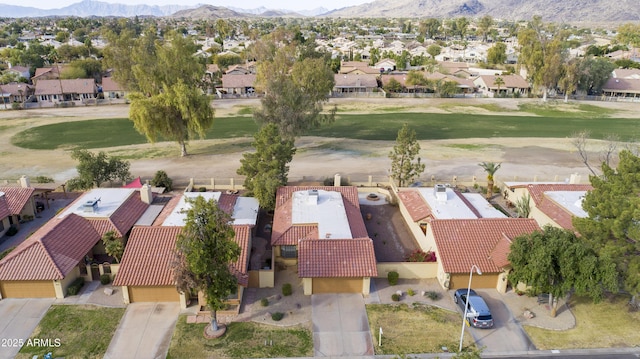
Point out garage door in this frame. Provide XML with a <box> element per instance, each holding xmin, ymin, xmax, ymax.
<box><xmin>449</xmin><ymin>273</ymin><xmax>499</xmax><ymax>290</ymax></box>
<box><xmin>0</xmin><ymin>281</ymin><xmax>55</xmax><ymax>298</ymax></box>
<box><xmin>312</xmin><ymin>278</ymin><xmax>362</xmax><ymax>294</ymax></box>
<box><xmin>128</xmin><ymin>286</ymin><xmax>180</xmax><ymax>302</ymax></box>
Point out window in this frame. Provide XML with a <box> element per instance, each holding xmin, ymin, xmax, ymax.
<box><xmin>280</xmin><ymin>245</ymin><xmax>297</xmax><ymax>259</ymax></box>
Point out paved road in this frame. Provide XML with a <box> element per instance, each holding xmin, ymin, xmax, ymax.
<box><xmin>312</xmin><ymin>293</ymin><xmax>374</xmax><ymax>357</ymax></box>
<box><xmin>0</xmin><ymin>298</ymin><xmax>54</xmax><ymax>359</ymax></box>
<box><xmin>469</xmin><ymin>289</ymin><xmax>535</xmax><ymax>352</ymax></box>
<box><xmin>104</xmin><ymin>302</ymin><xmax>180</xmax><ymax>359</ymax></box>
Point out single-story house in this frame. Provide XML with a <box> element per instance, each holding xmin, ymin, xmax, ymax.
<box><xmin>602</xmin><ymin>69</ymin><xmax>640</xmax><ymax>97</ymax></box>
<box><xmin>101</xmin><ymin>77</ymin><xmax>126</xmax><ymax>99</ymax></box>
<box><xmin>375</xmin><ymin>58</ymin><xmax>396</xmax><ymax>72</ymax></box>
<box><xmin>35</xmin><ymin>79</ymin><xmax>97</xmax><ymax>103</ymax></box>
<box><xmin>6</xmin><ymin>65</ymin><xmax>30</xmax><ymax>80</ymax></box>
<box><xmin>271</xmin><ymin>185</ymin><xmax>377</xmax><ymax>295</ymax></box>
<box><xmin>397</xmin><ymin>185</ymin><xmax>506</xmax><ymax>252</ymax></box>
<box><xmin>0</xmin><ymin>82</ymin><xmax>33</xmax><ymax>104</ymax></box>
<box><xmin>473</xmin><ymin>75</ymin><xmax>530</xmax><ymax>96</ymax></box>
<box><xmin>113</xmin><ymin>191</ymin><xmax>258</xmax><ymax>308</ymax></box>
<box><xmin>333</xmin><ymin>74</ymin><xmax>379</xmax><ymax>94</ymax></box>
<box><xmin>31</xmin><ymin>66</ymin><xmax>63</xmax><ymax>84</ymax></box>
<box><xmin>427</xmin><ymin>218</ymin><xmax>540</xmax><ymax>292</ymax></box>
<box><xmin>339</xmin><ymin>61</ymin><xmax>381</xmax><ymax>75</ymax></box>
<box><xmin>0</xmin><ymin>187</ymin><xmax>150</xmax><ymax>299</ymax></box>
<box><xmin>505</xmin><ymin>182</ymin><xmax>593</xmax><ymax>230</ymax></box>
<box><xmin>220</xmin><ymin>74</ymin><xmax>257</xmax><ymax>95</ymax></box>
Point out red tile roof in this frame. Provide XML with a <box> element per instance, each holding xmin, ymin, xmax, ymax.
<box><xmin>101</xmin><ymin>77</ymin><xmax>123</xmax><ymax>92</ymax></box>
<box><xmin>527</xmin><ymin>184</ymin><xmax>593</xmax><ymax>230</ymax></box>
<box><xmin>298</xmin><ymin>238</ymin><xmax>377</xmax><ymax>278</ymax></box>
<box><xmin>0</xmin><ymin>187</ymin><xmax>35</xmax><ymax>215</ymax></box>
<box><xmin>272</xmin><ymin>186</ymin><xmax>367</xmax><ymax>245</ymax></box>
<box><xmin>488</xmin><ymin>233</ymin><xmax>513</xmax><ymax>269</ymax></box>
<box><xmin>431</xmin><ymin>218</ymin><xmax>539</xmax><ymax>274</ymax></box>
<box><xmin>152</xmin><ymin>195</ymin><xmax>182</xmax><ymax>226</ymax></box>
<box><xmin>114</xmin><ymin>225</ymin><xmax>252</xmax><ymax>287</ymax></box>
<box><xmin>221</xmin><ymin>74</ymin><xmax>256</xmax><ymax>89</ymax></box>
<box><xmin>397</xmin><ymin>190</ymin><xmax>432</xmax><ymax>222</ymax></box>
<box><xmin>0</xmin><ymin>214</ymin><xmax>101</xmax><ymax>280</ymax></box>
<box><xmin>0</xmin><ymin>194</ymin><xmax>10</xmax><ymax>219</ymax></box>
<box><xmin>218</xmin><ymin>193</ymin><xmax>238</xmax><ymax>215</ymax></box>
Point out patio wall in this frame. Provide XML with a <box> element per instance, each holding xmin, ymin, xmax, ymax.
<box><xmin>376</xmin><ymin>262</ymin><xmax>438</xmax><ymax>279</ymax></box>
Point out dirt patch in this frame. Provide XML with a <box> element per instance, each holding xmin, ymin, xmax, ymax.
<box><xmin>361</xmin><ymin>204</ymin><xmax>419</xmax><ymax>262</ymax></box>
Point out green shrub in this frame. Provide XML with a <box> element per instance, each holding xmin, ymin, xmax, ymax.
<box><xmin>391</xmin><ymin>293</ymin><xmax>401</xmax><ymax>301</ymax></box>
<box><xmin>151</xmin><ymin>170</ymin><xmax>173</xmax><ymax>191</ymax></box>
<box><xmin>198</xmin><ymin>187</ymin><xmax>207</xmax><ymax>192</ymax></box>
<box><xmin>387</xmin><ymin>271</ymin><xmax>399</xmax><ymax>285</ymax></box>
<box><xmin>5</xmin><ymin>226</ymin><xmax>18</xmax><ymax>236</ymax></box>
<box><xmin>271</xmin><ymin>312</ymin><xmax>284</xmax><ymax>321</ymax></box>
<box><xmin>426</xmin><ymin>291</ymin><xmax>440</xmax><ymax>301</ymax></box>
<box><xmin>260</xmin><ymin>298</ymin><xmax>269</xmax><ymax>307</ymax></box>
<box><xmin>282</xmin><ymin>283</ymin><xmax>292</xmax><ymax>296</ymax></box>
<box><xmin>407</xmin><ymin>288</ymin><xmax>416</xmax><ymax>296</ymax></box>
<box><xmin>66</xmin><ymin>277</ymin><xmax>85</xmax><ymax>296</ymax></box>
<box><xmin>32</xmin><ymin>175</ymin><xmax>54</xmax><ymax>183</ymax></box>
<box><xmin>100</xmin><ymin>274</ymin><xmax>111</xmax><ymax>285</ymax></box>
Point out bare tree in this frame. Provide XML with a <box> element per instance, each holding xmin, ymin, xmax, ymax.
<box><xmin>572</xmin><ymin>131</ymin><xmax>623</xmax><ymax>177</ymax></box>
<box><xmin>571</xmin><ymin>130</ymin><xmax>598</xmax><ymax>176</ymax></box>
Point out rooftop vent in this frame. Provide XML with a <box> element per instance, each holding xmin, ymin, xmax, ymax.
<box><xmin>82</xmin><ymin>198</ymin><xmax>100</xmax><ymax>213</ymax></box>
<box><xmin>434</xmin><ymin>184</ymin><xmax>448</xmax><ymax>202</ymax></box>
<box><xmin>308</xmin><ymin>189</ymin><xmax>319</xmax><ymax>205</ymax></box>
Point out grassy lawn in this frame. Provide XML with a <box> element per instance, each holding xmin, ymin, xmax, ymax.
<box><xmin>167</xmin><ymin>316</ymin><xmax>313</xmax><ymax>359</ymax></box>
<box><xmin>11</xmin><ymin>110</ymin><xmax>640</xmax><ymax>150</ymax></box>
<box><xmin>366</xmin><ymin>303</ymin><xmax>475</xmax><ymax>355</ymax></box>
<box><xmin>16</xmin><ymin>304</ymin><xmax>125</xmax><ymax>359</ymax></box>
<box><xmin>524</xmin><ymin>294</ymin><xmax>640</xmax><ymax>349</ymax></box>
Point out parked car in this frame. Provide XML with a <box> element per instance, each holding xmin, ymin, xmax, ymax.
<box><xmin>453</xmin><ymin>289</ymin><xmax>494</xmax><ymax>328</ymax></box>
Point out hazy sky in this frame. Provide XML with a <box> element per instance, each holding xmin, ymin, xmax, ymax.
<box><xmin>14</xmin><ymin>0</ymin><xmax>372</xmax><ymax>11</ymax></box>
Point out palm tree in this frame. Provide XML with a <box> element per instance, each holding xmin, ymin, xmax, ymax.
<box><xmin>494</xmin><ymin>76</ymin><xmax>505</xmax><ymax>97</ymax></box>
<box><xmin>479</xmin><ymin>162</ymin><xmax>501</xmax><ymax>200</ymax></box>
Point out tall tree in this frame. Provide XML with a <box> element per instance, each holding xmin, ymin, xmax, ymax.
<box><xmin>577</xmin><ymin>57</ymin><xmax>615</xmax><ymax>95</ymax></box>
<box><xmin>66</xmin><ymin>149</ymin><xmax>131</xmax><ymax>191</ymax></box>
<box><xmin>254</xmin><ymin>45</ymin><xmax>335</xmax><ymax>139</ymax></box>
<box><xmin>426</xmin><ymin>44</ymin><xmax>441</xmax><ymax>59</ymax></box>
<box><xmin>419</xmin><ymin>18</ymin><xmax>441</xmax><ymax>39</ymax></box>
<box><xmin>237</xmin><ymin>123</ymin><xmax>296</xmax><ymax>211</ymax></box>
<box><xmin>493</xmin><ymin>77</ymin><xmax>505</xmax><ymax>96</ymax></box>
<box><xmin>405</xmin><ymin>70</ymin><xmax>428</xmax><ymax>92</ymax></box>
<box><xmin>486</xmin><ymin>42</ymin><xmax>507</xmax><ymax>65</ymax></box>
<box><xmin>389</xmin><ymin>123</ymin><xmax>425</xmax><ymax>187</ymax></box>
<box><xmin>478</xmin><ymin>162</ymin><xmax>501</xmax><ymax>199</ymax></box>
<box><xmin>477</xmin><ymin>15</ymin><xmax>494</xmax><ymax>43</ymax></box>
<box><xmin>174</xmin><ymin>196</ymin><xmax>240</xmax><ymax>332</ymax></box>
<box><xmin>559</xmin><ymin>58</ymin><xmax>580</xmax><ymax>103</ymax></box>
<box><xmin>456</xmin><ymin>17</ymin><xmax>470</xmax><ymax>40</ymax></box>
<box><xmin>508</xmin><ymin>226</ymin><xmax>618</xmax><ymax>317</ymax></box>
<box><xmin>573</xmin><ymin>150</ymin><xmax>640</xmax><ymax>305</ymax></box>
<box><xmin>104</xmin><ymin>29</ymin><xmax>214</xmax><ymax>156</ymax></box>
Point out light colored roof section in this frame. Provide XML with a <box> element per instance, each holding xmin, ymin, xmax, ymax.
<box><xmin>101</xmin><ymin>77</ymin><xmax>123</xmax><ymax>92</ymax></box>
<box><xmin>417</xmin><ymin>187</ymin><xmax>479</xmax><ymax>219</ymax></box>
<box><xmin>333</xmin><ymin>74</ymin><xmax>379</xmax><ymax>88</ymax></box>
<box><xmin>162</xmin><ymin>192</ymin><xmax>222</xmax><ymax>226</ymax></box>
<box><xmin>461</xmin><ymin>193</ymin><xmax>507</xmax><ymax>218</ymax></box>
<box><xmin>545</xmin><ymin>191</ymin><xmax>588</xmax><ymax>218</ymax></box>
<box><xmin>0</xmin><ymin>187</ymin><xmax>35</xmax><ymax>215</ymax></box>
<box><xmin>58</xmin><ymin>188</ymin><xmax>136</xmax><ymax>219</ymax></box>
<box><xmin>233</xmin><ymin>197</ymin><xmax>259</xmax><ymax>226</ymax></box>
<box><xmin>431</xmin><ymin>218</ymin><xmax>539</xmax><ymax>274</ymax></box>
<box><xmin>221</xmin><ymin>74</ymin><xmax>256</xmax><ymax>88</ymax></box>
<box><xmin>0</xmin><ymin>214</ymin><xmax>101</xmax><ymax>280</ymax></box>
<box><xmin>397</xmin><ymin>190</ymin><xmax>432</xmax><ymax>222</ymax></box>
<box><xmin>504</xmin><ymin>181</ymin><xmax>565</xmax><ymax>188</ymax></box>
<box><xmin>298</xmin><ymin>238</ymin><xmax>377</xmax><ymax>278</ymax></box>
<box><xmin>292</xmin><ymin>190</ymin><xmax>353</xmax><ymax>240</ymax></box>
<box><xmin>135</xmin><ymin>205</ymin><xmax>165</xmax><ymax>226</ymax></box>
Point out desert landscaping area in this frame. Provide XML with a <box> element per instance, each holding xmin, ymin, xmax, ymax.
<box><xmin>2</xmin><ymin>97</ymin><xmax>638</xmax><ymax>187</ymax></box>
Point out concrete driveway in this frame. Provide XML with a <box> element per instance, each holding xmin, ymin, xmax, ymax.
<box><xmin>104</xmin><ymin>302</ymin><xmax>180</xmax><ymax>359</ymax></box>
<box><xmin>466</xmin><ymin>290</ymin><xmax>535</xmax><ymax>353</ymax></box>
<box><xmin>0</xmin><ymin>298</ymin><xmax>54</xmax><ymax>359</ymax></box>
<box><xmin>312</xmin><ymin>293</ymin><xmax>374</xmax><ymax>357</ymax></box>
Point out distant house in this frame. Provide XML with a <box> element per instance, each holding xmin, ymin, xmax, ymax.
<box><xmin>31</xmin><ymin>66</ymin><xmax>63</xmax><ymax>85</ymax></box>
<box><xmin>0</xmin><ymin>188</ymin><xmax>150</xmax><ymax>299</ymax></box>
<box><xmin>602</xmin><ymin>68</ymin><xmax>640</xmax><ymax>98</ymax></box>
<box><xmin>101</xmin><ymin>77</ymin><xmax>126</xmax><ymax>100</ymax></box>
<box><xmin>6</xmin><ymin>65</ymin><xmax>30</xmax><ymax>80</ymax></box>
<box><xmin>427</xmin><ymin>218</ymin><xmax>540</xmax><ymax>292</ymax></box>
<box><xmin>271</xmin><ymin>185</ymin><xmax>377</xmax><ymax>295</ymax></box>
<box><xmin>34</xmin><ymin>79</ymin><xmax>97</xmax><ymax>104</ymax></box>
<box><xmin>375</xmin><ymin>58</ymin><xmax>396</xmax><ymax>72</ymax></box>
<box><xmin>339</xmin><ymin>61</ymin><xmax>380</xmax><ymax>75</ymax></box>
<box><xmin>473</xmin><ymin>74</ymin><xmax>530</xmax><ymax>96</ymax></box>
<box><xmin>220</xmin><ymin>74</ymin><xmax>257</xmax><ymax>96</ymax></box>
<box><xmin>0</xmin><ymin>82</ymin><xmax>32</xmax><ymax>105</ymax></box>
<box><xmin>333</xmin><ymin>74</ymin><xmax>379</xmax><ymax>94</ymax></box>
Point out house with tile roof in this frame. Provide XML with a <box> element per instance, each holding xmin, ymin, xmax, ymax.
<box><xmin>333</xmin><ymin>74</ymin><xmax>379</xmax><ymax>94</ymax></box>
<box><xmin>272</xmin><ymin>185</ymin><xmax>377</xmax><ymax>295</ymax></box>
<box><xmin>0</xmin><ymin>188</ymin><xmax>150</xmax><ymax>299</ymax></box>
<box><xmin>504</xmin><ymin>182</ymin><xmax>593</xmax><ymax>231</ymax></box>
<box><xmin>113</xmin><ymin>191</ymin><xmax>259</xmax><ymax>308</ymax></box>
<box><xmin>473</xmin><ymin>74</ymin><xmax>530</xmax><ymax>97</ymax></box>
<box><xmin>35</xmin><ymin>79</ymin><xmax>97</xmax><ymax>104</ymax></box>
<box><xmin>0</xmin><ymin>82</ymin><xmax>33</xmax><ymax>104</ymax></box>
<box><xmin>220</xmin><ymin>74</ymin><xmax>257</xmax><ymax>96</ymax></box>
<box><xmin>100</xmin><ymin>77</ymin><xmax>126</xmax><ymax>100</ymax></box>
<box><xmin>397</xmin><ymin>185</ymin><xmax>507</xmax><ymax>252</ymax></box>
<box><xmin>602</xmin><ymin>68</ymin><xmax>640</xmax><ymax>98</ymax></box>
<box><xmin>427</xmin><ymin>218</ymin><xmax>540</xmax><ymax>292</ymax></box>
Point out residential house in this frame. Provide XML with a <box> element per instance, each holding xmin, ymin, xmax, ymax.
<box><xmin>473</xmin><ymin>74</ymin><xmax>530</xmax><ymax>96</ymax></box>
<box><xmin>225</xmin><ymin>64</ymin><xmax>252</xmax><ymax>75</ymax></box>
<box><xmin>31</xmin><ymin>66</ymin><xmax>63</xmax><ymax>84</ymax></box>
<box><xmin>397</xmin><ymin>185</ymin><xmax>507</xmax><ymax>252</ymax></box>
<box><xmin>220</xmin><ymin>74</ymin><xmax>257</xmax><ymax>96</ymax></box>
<box><xmin>375</xmin><ymin>58</ymin><xmax>396</xmax><ymax>72</ymax></box>
<box><xmin>333</xmin><ymin>74</ymin><xmax>379</xmax><ymax>94</ymax></box>
<box><xmin>100</xmin><ymin>77</ymin><xmax>126</xmax><ymax>100</ymax></box>
<box><xmin>0</xmin><ymin>188</ymin><xmax>150</xmax><ymax>299</ymax></box>
<box><xmin>504</xmin><ymin>182</ymin><xmax>592</xmax><ymax>231</ymax></box>
<box><xmin>113</xmin><ymin>191</ymin><xmax>259</xmax><ymax>308</ymax></box>
<box><xmin>0</xmin><ymin>193</ymin><xmax>12</xmax><ymax>237</ymax></box>
<box><xmin>6</xmin><ymin>65</ymin><xmax>30</xmax><ymax>80</ymax></box>
<box><xmin>602</xmin><ymin>68</ymin><xmax>640</xmax><ymax>98</ymax></box>
<box><xmin>271</xmin><ymin>185</ymin><xmax>377</xmax><ymax>295</ymax></box>
<box><xmin>0</xmin><ymin>82</ymin><xmax>33</xmax><ymax>104</ymax></box>
<box><xmin>427</xmin><ymin>218</ymin><xmax>540</xmax><ymax>292</ymax></box>
<box><xmin>339</xmin><ymin>61</ymin><xmax>380</xmax><ymax>75</ymax></box>
<box><xmin>35</xmin><ymin>79</ymin><xmax>97</xmax><ymax>104</ymax></box>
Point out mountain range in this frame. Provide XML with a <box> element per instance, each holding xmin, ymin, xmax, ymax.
<box><xmin>0</xmin><ymin>0</ymin><xmax>637</xmax><ymax>22</ymax></box>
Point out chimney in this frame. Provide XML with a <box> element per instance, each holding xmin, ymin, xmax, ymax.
<box><xmin>434</xmin><ymin>184</ymin><xmax>448</xmax><ymax>202</ymax></box>
<box><xmin>334</xmin><ymin>173</ymin><xmax>341</xmax><ymax>187</ymax></box>
<box><xmin>19</xmin><ymin>175</ymin><xmax>30</xmax><ymax>188</ymax></box>
<box><xmin>307</xmin><ymin>189</ymin><xmax>319</xmax><ymax>205</ymax></box>
<box><xmin>140</xmin><ymin>184</ymin><xmax>153</xmax><ymax>204</ymax></box>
